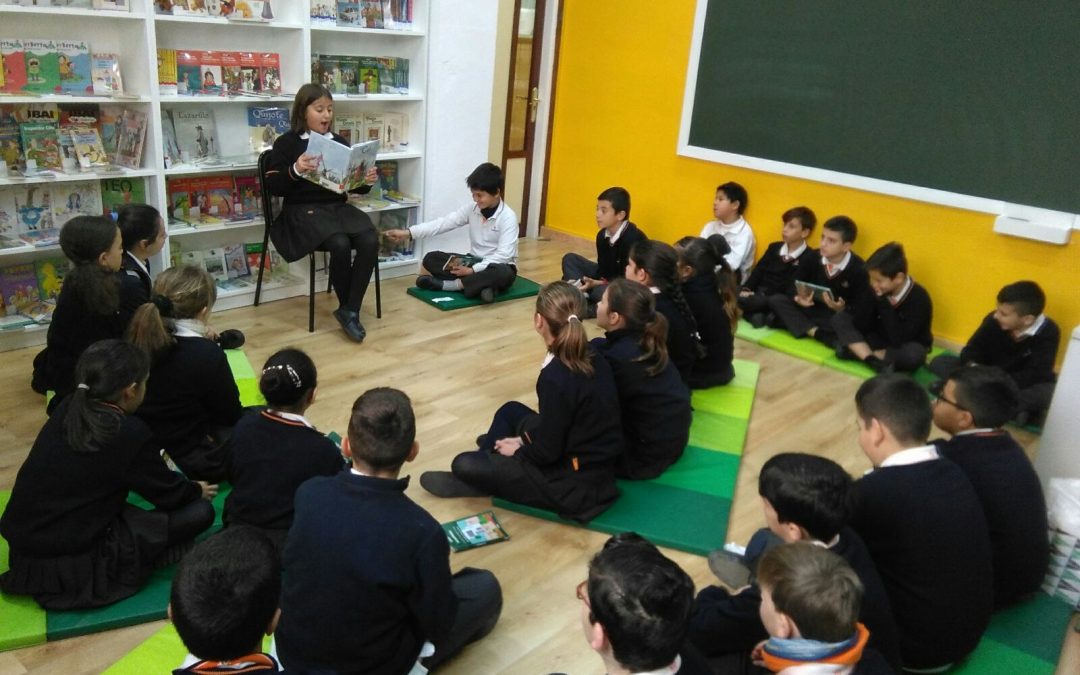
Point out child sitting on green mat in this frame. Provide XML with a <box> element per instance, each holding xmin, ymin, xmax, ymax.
<box><xmin>170</xmin><ymin>528</ymin><xmax>282</xmax><ymax>674</ymax></box>
<box><xmin>738</xmin><ymin>206</ymin><xmax>817</xmax><ymax>328</ymax></box>
<box><xmin>385</xmin><ymin>162</ymin><xmax>519</xmax><ymax>304</ymax></box>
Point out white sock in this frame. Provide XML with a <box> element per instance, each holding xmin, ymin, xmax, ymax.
<box><xmin>441</xmin><ymin>279</ymin><xmax>463</xmax><ymax>291</ymax></box>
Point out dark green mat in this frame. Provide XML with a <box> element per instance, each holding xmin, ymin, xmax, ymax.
<box><xmin>493</xmin><ymin>359</ymin><xmax>759</xmax><ymax>556</ymax></box>
<box><xmin>406</xmin><ymin>276</ymin><xmax>541</xmax><ymax>310</ymax></box>
<box><xmin>949</xmin><ymin>593</ymin><xmax>1073</xmax><ymax>673</ymax></box>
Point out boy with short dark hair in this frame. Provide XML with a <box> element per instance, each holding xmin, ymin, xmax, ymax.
<box><xmin>929</xmin><ymin>280</ymin><xmax>1059</xmax><ymax>425</ymax></box>
<box><xmin>754</xmin><ymin>543</ymin><xmax>894</xmax><ymax>674</ymax></box>
<box><xmin>170</xmin><ymin>527</ymin><xmax>282</xmax><ymax>674</ymax></box>
<box><xmin>688</xmin><ymin>453</ymin><xmax>900</xmax><ymax>669</ymax></box>
<box><xmin>931</xmin><ymin>365</ymin><xmax>1050</xmax><ymax>607</ymax></box>
<box><xmin>385</xmin><ymin>162</ymin><xmax>518</xmax><ymax>303</ymax></box>
<box><xmin>738</xmin><ymin>206</ymin><xmax>817</xmax><ymax>328</ymax></box>
<box><xmin>275</xmin><ymin>387</ymin><xmax>503</xmax><ymax>673</ymax></box>
<box><xmin>701</xmin><ymin>181</ymin><xmax>756</xmax><ymax>282</ymax></box>
<box><xmin>768</xmin><ymin>216</ymin><xmax>871</xmax><ymax>347</ymax></box>
<box><xmin>561</xmin><ymin>186</ymin><xmax>648</xmax><ymax>316</ymax></box>
<box><xmin>850</xmin><ymin>375</ymin><xmax>993</xmax><ymax>672</ymax></box>
<box><xmin>831</xmin><ymin>242</ymin><xmax>933</xmax><ymax>373</ymax></box>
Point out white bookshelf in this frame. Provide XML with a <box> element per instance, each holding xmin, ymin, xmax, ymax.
<box><xmin>0</xmin><ymin>0</ymin><xmax>429</xmax><ymax>351</ymax></box>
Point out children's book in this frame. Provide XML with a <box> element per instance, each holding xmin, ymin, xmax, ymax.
<box><xmin>333</xmin><ymin>113</ymin><xmax>362</xmax><ymax>144</ymax></box>
<box><xmin>259</xmin><ymin>52</ymin><xmax>281</xmax><ymax>94</ymax></box>
<box><xmin>176</xmin><ymin>50</ymin><xmax>201</xmax><ymax>96</ymax></box>
<box><xmin>98</xmin><ymin>104</ymin><xmax>124</xmax><ymax>156</ymax></box>
<box><xmin>199</xmin><ymin>50</ymin><xmax>223</xmax><ymax>95</ymax></box>
<box><xmin>338</xmin><ymin>55</ymin><xmax>360</xmax><ymax>95</ymax></box>
<box><xmin>336</xmin><ymin>1</ymin><xmax>360</xmax><ymax>26</ymax></box>
<box><xmin>70</xmin><ymin>127</ymin><xmax>110</xmax><ymax>169</ymax></box>
<box><xmin>51</xmin><ymin>181</ymin><xmax>103</xmax><ymax>227</ymax></box>
<box><xmin>160</xmin><ymin>108</ymin><xmax>182</xmax><ymax>167</ymax></box>
<box><xmin>247</xmin><ymin>106</ymin><xmax>289</xmax><ymax>153</ymax></box>
<box><xmin>238</xmin><ymin>52</ymin><xmax>260</xmax><ymax>93</ymax></box>
<box><xmin>113</xmin><ymin>108</ymin><xmax>147</xmax><ymax>169</ymax></box>
<box><xmin>92</xmin><ymin>0</ymin><xmax>130</xmax><ymax>10</ymax></box>
<box><xmin>376</xmin><ymin>208</ymin><xmax>411</xmax><ymax>259</ymax></box>
<box><xmin>361</xmin><ymin>110</ymin><xmax>383</xmax><ymax>144</ymax></box>
<box><xmin>231</xmin><ymin>0</ymin><xmax>270</xmax><ymax>21</ymax></box>
<box><xmin>193</xmin><ymin>174</ymin><xmax>236</xmax><ymax>220</ymax></box>
<box><xmin>0</xmin><ymin>263</ymin><xmax>39</xmax><ymax>316</ymax></box>
<box><xmin>13</xmin><ymin>103</ymin><xmax>59</xmax><ymax>125</ymax></box>
<box><xmin>34</xmin><ymin>256</ymin><xmax>70</xmax><ymax>302</ymax></box>
<box><xmin>57</xmin><ymin>128</ymin><xmax>79</xmax><ymax>173</ymax></box>
<box><xmin>245</xmin><ymin>241</ymin><xmax>271</xmax><ymax>276</ymax></box>
<box><xmin>1</xmin><ymin>40</ymin><xmax>27</xmax><ymax>94</ymax></box>
<box><xmin>157</xmin><ymin>49</ymin><xmax>178</xmax><ymax>96</ymax></box>
<box><xmin>23</xmin><ymin>39</ymin><xmax>60</xmax><ymax>95</ymax></box>
<box><xmin>300</xmin><ymin>134</ymin><xmax>379</xmax><ymax>194</ymax></box>
<box><xmin>172</xmin><ymin>107</ymin><xmax>218</xmax><ymax>162</ymax></box>
<box><xmin>0</xmin><ymin>189</ymin><xmax>17</xmax><ymax>239</ymax></box>
<box><xmin>381</xmin><ymin>111</ymin><xmax>407</xmax><ymax>151</ymax></box>
<box><xmin>442</xmin><ymin>254</ymin><xmax>480</xmax><ymax>271</ymax></box>
<box><xmin>375</xmin><ymin>159</ymin><xmax>397</xmax><ymax>192</ymax></box>
<box><xmin>19</xmin><ymin>122</ymin><xmax>62</xmax><ymax>171</ymax></box>
<box><xmin>359</xmin><ymin>0</ymin><xmax>382</xmax><ymax>28</ymax></box>
<box><xmin>99</xmin><ymin>175</ymin><xmax>146</xmax><ymax>218</ymax></box>
<box><xmin>57</xmin><ymin>102</ymin><xmax>100</xmax><ymax>130</ymax></box>
<box><xmin>223</xmin><ymin>242</ymin><xmax>249</xmax><ymax>278</ymax></box>
<box><xmin>316</xmin><ymin>54</ymin><xmax>341</xmax><ymax>94</ymax></box>
<box><xmin>13</xmin><ymin>185</ymin><xmax>56</xmax><ymax>244</ymax></box>
<box><xmin>57</xmin><ymin>40</ymin><xmax>92</xmax><ymax>95</ymax></box>
<box><xmin>0</xmin><ymin>115</ymin><xmax>21</xmax><ymax>169</ymax></box>
<box><xmin>358</xmin><ymin>56</ymin><xmax>379</xmax><ymax>94</ymax></box>
<box><xmin>221</xmin><ymin>51</ymin><xmax>242</xmax><ymax>95</ymax></box>
<box><xmin>202</xmin><ymin>247</ymin><xmax>228</xmax><ymax>282</ymax></box>
<box><xmin>794</xmin><ymin>280</ymin><xmax>835</xmax><ymax>303</ymax></box>
<box><xmin>91</xmin><ymin>53</ymin><xmax>124</xmax><ymax>96</ymax></box>
<box><xmin>441</xmin><ymin>511</ymin><xmax>510</xmax><ymax>552</ymax></box>
<box><xmin>233</xmin><ymin>174</ymin><xmax>262</xmax><ymax>216</ymax></box>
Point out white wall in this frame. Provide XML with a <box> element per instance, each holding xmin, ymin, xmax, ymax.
<box><xmin>422</xmin><ymin>0</ymin><xmax>500</xmax><ymax>254</ymax></box>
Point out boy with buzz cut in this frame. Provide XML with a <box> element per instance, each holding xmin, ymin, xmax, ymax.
<box><xmin>688</xmin><ymin>453</ymin><xmax>900</xmax><ymax>670</ymax></box>
<box><xmin>768</xmin><ymin>215</ymin><xmax>871</xmax><ymax>348</ymax></box>
<box><xmin>561</xmin><ymin>186</ymin><xmax>647</xmax><ymax>316</ymax></box>
<box><xmin>753</xmin><ymin>543</ymin><xmax>894</xmax><ymax>674</ymax></box>
<box><xmin>275</xmin><ymin>387</ymin><xmax>503</xmax><ymax>674</ymax></box>
<box><xmin>385</xmin><ymin>162</ymin><xmax>518</xmax><ymax>304</ymax></box>
<box><xmin>850</xmin><ymin>374</ymin><xmax>993</xmax><ymax>672</ymax></box>
<box><xmin>701</xmin><ymin>181</ymin><xmax>756</xmax><ymax>282</ymax></box>
<box><xmin>929</xmin><ymin>280</ymin><xmax>1059</xmax><ymax>425</ymax></box>
<box><xmin>831</xmin><ymin>242</ymin><xmax>933</xmax><ymax>373</ymax></box>
<box><xmin>930</xmin><ymin>365</ymin><xmax>1049</xmax><ymax>607</ymax></box>
<box><xmin>170</xmin><ymin>527</ymin><xmax>283</xmax><ymax>674</ymax></box>
<box><xmin>738</xmin><ymin>205</ymin><xmax>817</xmax><ymax>329</ymax></box>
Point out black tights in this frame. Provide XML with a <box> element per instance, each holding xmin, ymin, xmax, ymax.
<box><xmin>321</xmin><ymin>229</ymin><xmax>378</xmax><ymax>313</ymax></box>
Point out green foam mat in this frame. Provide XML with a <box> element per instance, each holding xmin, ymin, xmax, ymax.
<box><xmin>406</xmin><ymin>276</ymin><xmax>541</xmax><ymax>310</ymax></box>
<box><xmin>493</xmin><ymin>359</ymin><xmax>759</xmax><ymax>556</ymax></box>
<box><xmin>758</xmin><ymin>330</ymin><xmax>834</xmax><ymax>363</ymax></box>
<box><xmin>105</xmin><ymin>624</ymin><xmax>272</xmax><ymax>674</ymax></box>
<box><xmin>734</xmin><ymin>319</ymin><xmax>777</xmax><ymax>344</ymax></box>
<box><xmin>225</xmin><ymin>348</ymin><xmax>266</xmax><ymax>407</ymax></box>
<box><xmin>0</xmin><ymin>490</ymin><xmax>48</xmax><ymax>651</ymax></box>
<box><xmin>949</xmin><ymin>593</ymin><xmax>1072</xmax><ymax>674</ymax></box>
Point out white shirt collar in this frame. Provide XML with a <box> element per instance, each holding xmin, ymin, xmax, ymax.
<box><xmin>541</xmin><ymin>351</ymin><xmax>555</xmax><ymax>369</ymax></box>
<box><xmin>1018</xmin><ymin>313</ymin><xmax>1046</xmax><ymax>339</ymax></box>
<box><xmin>299</xmin><ymin>131</ymin><xmax>334</xmax><ymax>140</ymax></box>
<box><xmin>649</xmin><ymin>286</ymin><xmax>661</xmax><ymax>294</ymax></box>
<box><xmin>172</xmin><ymin>319</ymin><xmax>207</xmax><ymax>338</ymax></box>
<box><xmin>268</xmin><ymin>410</ymin><xmax>315</xmax><ymax>429</ymax></box>
<box><xmin>605</xmin><ymin>220</ymin><xmax>629</xmax><ymax>243</ymax></box>
<box><xmin>954</xmin><ymin>428</ymin><xmax>997</xmax><ymax>436</ymax></box>
<box><xmin>631</xmin><ymin>654</ymin><xmax>682</xmax><ymax>675</ymax></box>
<box><xmin>821</xmin><ymin>250</ymin><xmax>851</xmax><ymax>272</ymax></box>
<box><xmin>716</xmin><ymin>216</ymin><xmax>747</xmax><ymax>234</ymax></box>
<box><xmin>125</xmin><ymin>250</ymin><xmax>149</xmax><ymax>277</ymax></box>
<box><xmin>779</xmin><ymin>242</ymin><xmax>807</xmax><ymax>259</ymax></box>
<box><xmin>878</xmin><ymin>444</ymin><xmax>939</xmax><ymax>469</ymax></box>
<box><xmin>888</xmin><ymin>276</ymin><xmax>914</xmax><ymax>304</ymax></box>
<box><xmin>474</xmin><ymin>199</ymin><xmax>505</xmax><ymax>221</ymax></box>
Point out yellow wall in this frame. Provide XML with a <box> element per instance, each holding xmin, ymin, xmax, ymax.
<box><xmin>545</xmin><ymin>1</ymin><xmax>1079</xmax><ymax>356</ymax></box>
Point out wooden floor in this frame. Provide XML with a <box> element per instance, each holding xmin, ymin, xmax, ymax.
<box><xmin>0</xmin><ymin>236</ymin><xmax>1074</xmax><ymax>674</ymax></box>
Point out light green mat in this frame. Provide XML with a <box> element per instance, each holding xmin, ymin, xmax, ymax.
<box><xmin>493</xmin><ymin>358</ymin><xmax>758</xmax><ymax>556</ymax></box>
<box><xmin>406</xmin><ymin>276</ymin><xmax>542</xmax><ymax>311</ymax></box>
<box><xmin>103</xmin><ymin>625</ymin><xmax>273</xmax><ymax>674</ymax></box>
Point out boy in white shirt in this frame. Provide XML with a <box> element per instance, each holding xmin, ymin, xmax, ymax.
<box><xmin>700</xmin><ymin>181</ymin><xmax>755</xmax><ymax>282</ymax></box>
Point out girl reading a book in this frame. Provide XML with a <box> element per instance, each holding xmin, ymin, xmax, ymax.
<box><xmin>419</xmin><ymin>281</ymin><xmax>625</xmax><ymax>522</ymax></box>
<box><xmin>264</xmin><ymin>83</ymin><xmax>378</xmax><ymax>343</ymax></box>
<box><xmin>1</xmin><ymin>339</ymin><xmax>216</xmax><ymax>610</ymax></box>
<box><xmin>674</xmin><ymin>235</ymin><xmax>739</xmax><ymax>388</ymax></box>
<box><xmin>127</xmin><ymin>264</ymin><xmax>244</xmax><ymax>482</ymax></box>
<box><xmin>32</xmin><ymin>215</ymin><xmax>124</xmax><ymax>413</ymax></box>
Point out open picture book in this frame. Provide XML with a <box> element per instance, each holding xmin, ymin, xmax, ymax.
<box><xmin>301</xmin><ymin>134</ymin><xmax>380</xmax><ymax>194</ymax></box>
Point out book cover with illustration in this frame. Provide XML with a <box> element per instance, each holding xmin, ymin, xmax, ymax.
<box><xmin>259</xmin><ymin>52</ymin><xmax>281</xmax><ymax>94</ymax></box>
<box><xmin>1</xmin><ymin>40</ymin><xmax>27</xmax><ymax>93</ymax></box>
<box><xmin>338</xmin><ymin>55</ymin><xmax>360</xmax><ymax>95</ymax></box>
<box><xmin>245</xmin><ymin>241</ymin><xmax>271</xmax><ymax>276</ymax></box>
<box><xmin>233</xmin><ymin>174</ymin><xmax>261</xmax><ymax>217</ymax></box>
<box><xmin>13</xmin><ymin>103</ymin><xmax>59</xmax><ymax>125</ymax></box>
<box><xmin>361</xmin><ymin>110</ymin><xmax>383</xmax><ymax>143</ymax></box>
<box><xmin>333</xmin><ymin>113</ymin><xmax>363</xmax><ymax>144</ymax></box>
<box><xmin>358</xmin><ymin>56</ymin><xmax>379</xmax><ymax>94</ymax></box>
<box><xmin>223</xmin><ymin>243</ymin><xmax>250</xmax><ymax>278</ymax></box>
<box><xmin>202</xmin><ymin>247</ymin><xmax>228</xmax><ymax>282</ymax></box>
<box><xmin>336</xmin><ymin>1</ymin><xmax>361</xmax><ymax>26</ymax></box>
<box><xmin>191</xmin><ymin>174</ymin><xmax>236</xmax><ymax>221</ymax></box>
<box><xmin>301</xmin><ymin>134</ymin><xmax>379</xmax><ymax>194</ymax></box>
<box><xmin>167</xmin><ymin>176</ymin><xmax>197</xmax><ymax>223</ymax></box>
<box><xmin>375</xmin><ymin>159</ymin><xmax>398</xmax><ymax>193</ymax></box>
<box><xmin>91</xmin><ymin>53</ymin><xmax>124</xmax><ymax>96</ymax></box>
<box><xmin>100</xmin><ymin>176</ymin><xmax>146</xmax><ymax>218</ymax></box>
<box><xmin>160</xmin><ymin>108</ymin><xmax>182</xmax><ymax>167</ymax></box>
<box><xmin>221</xmin><ymin>51</ymin><xmax>242</xmax><ymax>95</ymax></box>
<box><xmin>114</xmin><ymin>108</ymin><xmax>147</xmax><ymax>169</ymax></box>
<box><xmin>34</xmin><ymin>256</ymin><xmax>71</xmax><ymax>302</ymax></box>
<box><xmin>51</xmin><ymin>182</ymin><xmax>103</xmax><ymax>228</ymax></box>
<box><xmin>0</xmin><ymin>115</ymin><xmax>22</xmax><ymax>169</ymax></box>
<box><xmin>199</xmin><ymin>50</ymin><xmax>223</xmax><ymax>95</ymax></box>
<box><xmin>98</xmin><ymin>104</ymin><xmax>124</xmax><ymax>156</ymax></box>
<box><xmin>0</xmin><ymin>263</ymin><xmax>39</xmax><ymax>316</ymax></box>
<box><xmin>172</xmin><ymin>107</ymin><xmax>218</xmax><ymax>162</ymax></box>
<box><xmin>238</xmin><ymin>52</ymin><xmax>260</xmax><ymax>93</ymax></box>
<box><xmin>359</xmin><ymin>0</ymin><xmax>383</xmax><ymax>28</ymax></box>
<box><xmin>381</xmin><ymin>111</ymin><xmax>407</xmax><ymax>151</ymax></box>
<box><xmin>247</xmin><ymin>106</ymin><xmax>289</xmax><ymax>153</ymax></box>
<box><xmin>57</xmin><ymin>130</ymin><xmax>78</xmax><ymax>173</ymax></box>
<box><xmin>70</xmin><ymin>127</ymin><xmax>110</xmax><ymax>169</ymax></box>
<box><xmin>177</xmin><ymin>50</ymin><xmax>202</xmax><ymax>95</ymax></box>
<box><xmin>441</xmin><ymin>511</ymin><xmax>510</xmax><ymax>552</ymax></box>
<box><xmin>19</xmin><ymin>122</ymin><xmax>62</xmax><ymax>171</ymax></box>
<box><xmin>13</xmin><ymin>185</ymin><xmax>56</xmax><ymax>244</ymax></box>
<box><xmin>57</xmin><ymin>40</ymin><xmax>92</xmax><ymax>95</ymax></box>
<box><xmin>23</xmin><ymin>39</ymin><xmax>60</xmax><ymax>95</ymax></box>
<box><xmin>376</xmin><ymin>208</ymin><xmax>412</xmax><ymax>260</ymax></box>
<box><xmin>0</xmin><ymin>189</ymin><xmax>17</xmax><ymax>239</ymax></box>
<box><xmin>58</xmin><ymin>102</ymin><xmax>100</xmax><ymax>130</ymax></box>
<box><xmin>157</xmin><ymin>48</ymin><xmax>178</xmax><ymax>96</ymax></box>
<box><xmin>316</xmin><ymin>54</ymin><xmax>341</xmax><ymax>94</ymax></box>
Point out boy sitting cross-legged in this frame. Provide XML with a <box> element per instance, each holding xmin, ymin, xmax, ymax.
<box><xmin>688</xmin><ymin>453</ymin><xmax>900</xmax><ymax>671</ymax></box>
<box><xmin>275</xmin><ymin>387</ymin><xmax>503</xmax><ymax>674</ymax></box>
<box><xmin>738</xmin><ymin>206</ymin><xmax>817</xmax><ymax>329</ymax></box>
<box><xmin>850</xmin><ymin>374</ymin><xmax>993</xmax><ymax>672</ymax></box>
<box><xmin>930</xmin><ymin>365</ymin><xmax>1050</xmax><ymax>607</ymax></box>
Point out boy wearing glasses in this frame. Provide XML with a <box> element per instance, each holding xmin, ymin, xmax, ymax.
<box><xmin>850</xmin><ymin>374</ymin><xmax>993</xmax><ymax>672</ymax></box>
<box><xmin>931</xmin><ymin>365</ymin><xmax>1049</xmax><ymax>607</ymax></box>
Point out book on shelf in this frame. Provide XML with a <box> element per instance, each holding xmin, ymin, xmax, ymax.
<box><xmin>220</xmin><ymin>51</ymin><xmax>242</xmax><ymax>95</ymax></box>
<box><xmin>310</xmin><ymin>1</ymin><xmax>336</xmax><ymax>26</ymax></box>
<box><xmin>333</xmin><ymin>113</ymin><xmax>363</xmax><ymax>144</ymax></box>
<box><xmin>233</xmin><ymin>174</ymin><xmax>261</xmax><ymax>218</ymax></box>
<box><xmin>92</xmin><ymin>0</ymin><xmax>130</xmax><ymax>11</ymax></box>
<box><xmin>1</xmin><ymin>40</ymin><xmax>28</xmax><ymax>94</ymax></box>
<box><xmin>0</xmin><ymin>115</ymin><xmax>20</xmax><ymax>170</ymax></box>
<box><xmin>301</xmin><ymin>134</ymin><xmax>379</xmax><ymax>194</ymax></box>
<box><xmin>383</xmin><ymin>0</ymin><xmax>413</xmax><ymax>29</ymax></box>
<box><xmin>0</xmin><ymin>262</ymin><xmax>39</xmax><ymax>318</ymax></box>
<box><xmin>23</xmin><ymin>39</ymin><xmax>60</xmax><ymax>95</ymax></box>
<box><xmin>160</xmin><ymin>108</ymin><xmax>182</xmax><ymax>168</ymax></box>
<box><xmin>199</xmin><ymin>50</ymin><xmax>224</xmax><ymax>96</ymax></box>
<box><xmin>238</xmin><ymin>51</ymin><xmax>260</xmax><ymax>94</ymax></box>
<box><xmin>247</xmin><ymin>106</ymin><xmax>289</xmax><ymax>153</ymax></box>
<box><xmin>259</xmin><ymin>52</ymin><xmax>281</xmax><ymax>95</ymax></box>
<box><xmin>171</xmin><ymin>0</ymin><xmax>210</xmax><ymax>17</ymax></box>
<box><xmin>12</xmin><ymin>102</ymin><xmax>59</xmax><ymax>125</ymax></box>
<box><xmin>230</xmin><ymin>1</ymin><xmax>273</xmax><ymax>22</ymax></box>
<box><xmin>204</xmin><ymin>247</ymin><xmax>228</xmax><ymax>282</ymax></box>
<box><xmin>222</xmin><ymin>242</ymin><xmax>249</xmax><ymax>278</ymax></box>
<box><xmin>381</xmin><ymin>111</ymin><xmax>408</xmax><ymax>151</ymax></box>
<box><xmin>113</xmin><ymin>108</ymin><xmax>147</xmax><ymax>169</ymax></box>
<box><xmin>360</xmin><ymin>110</ymin><xmax>382</xmax><ymax>143</ymax></box>
<box><xmin>0</xmin><ymin>189</ymin><xmax>17</xmax><ymax>240</ymax></box>
<box><xmin>34</xmin><ymin>255</ymin><xmax>70</xmax><ymax>303</ymax></box>
<box><xmin>157</xmin><ymin>49</ymin><xmax>178</xmax><ymax>96</ymax></box>
<box><xmin>441</xmin><ymin>510</ymin><xmax>510</xmax><ymax>552</ymax></box>
<box><xmin>176</xmin><ymin>50</ymin><xmax>202</xmax><ymax>96</ymax></box>
<box><xmin>357</xmin><ymin>56</ymin><xmax>379</xmax><ymax>94</ymax></box>
<box><xmin>12</xmin><ymin>185</ymin><xmax>56</xmax><ymax>244</ymax></box>
<box><xmin>51</xmin><ymin>181</ymin><xmax>102</xmax><ymax>227</ymax></box>
<box><xmin>57</xmin><ymin>127</ymin><xmax>78</xmax><ymax>172</ymax></box>
<box><xmin>100</xmin><ymin>175</ymin><xmax>146</xmax><ymax>218</ymax></box>
<box><xmin>245</xmin><ymin>240</ymin><xmax>270</xmax><ymax>275</ymax></box>
<box><xmin>376</xmin><ymin>56</ymin><xmax>409</xmax><ymax>95</ymax></box>
<box><xmin>70</xmin><ymin>127</ymin><xmax>110</xmax><ymax>169</ymax></box>
<box><xmin>20</xmin><ymin>122</ymin><xmax>62</xmax><ymax>171</ymax></box>
<box><xmin>57</xmin><ymin>40</ymin><xmax>92</xmax><ymax>95</ymax></box>
<box><xmin>172</xmin><ymin>107</ymin><xmax>218</xmax><ymax>163</ymax></box>
<box><xmin>91</xmin><ymin>53</ymin><xmax>124</xmax><ymax>97</ymax></box>
<box><xmin>335</xmin><ymin>1</ymin><xmax>360</xmax><ymax>26</ymax></box>
<box><xmin>375</xmin><ymin>159</ymin><xmax>397</xmax><ymax>193</ymax></box>
<box><xmin>375</xmin><ymin>208</ymin><xmax>412</xmax><ymax>260</ymax></box>
<box><xmin>98</xmin><ymin>103</ymin><xmax>124</xmax><ymax>156</ymax></box>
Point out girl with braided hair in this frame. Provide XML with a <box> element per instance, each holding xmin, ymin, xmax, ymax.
<box><xmin>676</xmin><ymin>234</ymin><xmax>740</xmax><ymax>388</ymax></box>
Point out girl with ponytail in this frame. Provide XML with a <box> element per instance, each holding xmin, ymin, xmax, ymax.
<box><xmin>32</xmin><ymin>216</ymin><xmax>124</xmax><ymax>412</ymax></box>
<box><xmin>625</xmin><ymin>239</ymin><xmax>703</xmax><ymax>385</ymax></box>
<box><xmin>128</xmin><ymin>265</ymin><xmax>243</xmax><ymax>482</ymax></box>
<box><xmin>593</xmin><ymin>278</ymin><xmax>692</xmax><ymax>479</ymax></box>
<box><xmin>223</xmin><ymin>348</ymin><xmax>345</xmax><ymax>551</ymax></box>
<box><xmin>420</xmin><ymin>281</ymin><xmax>624</xmax><ymax>522</ymax></box>
<box><xmin>1</xmin><ymin>340</ymin><xmax>215</xmax><ymax>610</ymax></box>
<box><xmin>675</xmin><ymin>235</ymin><xmax>740</xmax><ymax>388</ymax></box>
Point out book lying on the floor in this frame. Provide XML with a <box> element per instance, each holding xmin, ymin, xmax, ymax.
<box><xmin>442</xmin><ymin>254</ymin><xmax>480</xmax><ymax>271</ymax></box>
<box><xmin>300</xmin><ymin>134</ymin><xmax>379</xmax><ymax>194</ymax></box>
<box><xmin>794</xmin><ymin>280</ymin><xmax>834</xmax><ymax>303</ymax></box>
<box><xmin>441</xmin><ymin>510</ymin><xmax>510</xmax><ymax>552</ymax></box>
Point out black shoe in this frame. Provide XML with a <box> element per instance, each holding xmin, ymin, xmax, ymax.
<box><xmin>476</xmin><ymin>434</ymin><xmax>487</xmax><ymax>448</ymax></box>
<box><xmin>835</xmin><ymin>344</ymin><xmax>855</xmax><ymax>361</ymax></box>
<box><xmin>416</xmin><ymin>275</ymin><xmax>441</xmax><ymax>291</ymax></box>
<box><xmin>812</xmin><ymin>327</ymin><xmax>837</xmax><ymax>348</ymax></box>
<box><xmin>215</xmin><ymin>329</ymin><xmax>246</xmax><ymax>350</ymax></box>
<box><xmin>749</xmin><ymin>313</ymin><xmax>767</xmax><ymax>329</ymax></box>
<box><xmin>863</xmin><ymin>355</ymin><xmax>893</xmax><ymax>374</ymax></box>
<box><xmin>479</xmin><ymin>287</ymin><xmax>495</xmax><ymax>304</ymax></box>
<box><xmin>333</xmin><ymin>308</ymin><xmax>366</xmax><ymax>343</ymax></box>
<box><xmin>419</xmin><ymin>471</ymin><xmax>488</xmax><ymax>498</ymax></box>
<box><xmin>707</xmin><ymin>549</ymin><xmax>752</xmax><ymax>589</ymax></box>
<box><xmin>763</xmin><ymin>312</ymin><xmax>778</xmax><ymax>327</ymax></box>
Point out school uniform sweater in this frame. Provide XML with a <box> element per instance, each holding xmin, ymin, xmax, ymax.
<box><xmin>863</xmin><ymin>279</ymin><xmax>933</xmax><ymax>349</ymax></box>
<box><xmin>960</xmin><ymin>313</ymin><xmax>1060</xmax><ymax>388</ymax></box>
<box><xmin>223</xmin><ymin>411</ymin><xmax>346</xmax><ymax>532</ymax></box>
<box><xmin>654</xmin><ymin>292</ymin><xmax>697</xmax><ymax>384</ymax></box>
<box><xmin>934</xmin><ymin>431</ymin><xmax>1050</xmax><ymax>606</ymax></box>
<box><xmin>0</xmin><ymin>398</ymin><xmax>201</xmax><ymax>556</ymax></box>
<box><xmin>276</xmin><ymin>472</ymin><xmax>455</xmax><ymax>675</ymax></box>
<box><xmin>594</xmin><ymin>221</ymin><xmax>647</xmax><ymax>281</ymax></box>
<box><xmin>118</xmin><ymin>252</ymin><xmax>151</xmax><ymax>328</ymax></box>
<box><xmin>682</xmin><ymin>274</ymin><xmax>736</xmax><ymax>385</ymax></box>
<box><xmin>794</xmin><ymin>250</ymin><xmax>871</xmax><ymax>310</ymax></box>
<box><xmin>591</xmin><ymin>329</ymin><xmax>691</xmax><ymax>479</ymax></box>
<box><xmin>135</xmin><ymin>336</ymin><xmax>243</xmax><ymax>464</ymax></box>
<box><xmin>264</xmin><ymin>131</ymin><xmax>371</xmax><ymax>206</ymax></box>
<box><xmin>688</xmin><ymin>527</ymin><xmax>902</xmax><ymax>670</ymax></box>
<box><xmin>850</xmin><ymin>459</ymin><xmax>993</xmax><ymax>669</ymax></box>
<box><xmin>742</xmin><ymin>241</ymin><xmax>816</xmax><ymax>297</ymax></box>
<box><xmin>37</xmin><ymin>281</ymin><xmax>123</xmax><ymax>402</ymax></box>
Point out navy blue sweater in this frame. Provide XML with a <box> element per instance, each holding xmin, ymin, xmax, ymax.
<box><xmin>961</xmin><ymin>313</ymin><xmax>1060</xmax><ymax>388</ymax></box>
<box><xmin>594</xmin><ymin>222</ymin><xmax>647</xmax><ymax>281</ymax></box>
<box><xmin>742</xmin><ymin>241</ymin><xmax>816</xmax><ymax>297</ymax></box>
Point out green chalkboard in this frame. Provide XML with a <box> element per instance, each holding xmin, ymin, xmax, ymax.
<box><xmin>687</xmin><ymin>1</ymin><xmax>1080</xmax><ymax>215</ymax></box>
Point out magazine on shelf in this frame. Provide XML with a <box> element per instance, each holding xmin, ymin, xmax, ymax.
<box><xmin>300</xmin><ymin>134</ymin><xmax>379</xmax><ymax>194</ymax></box>
<box><xmin>441</xmin><ymin>510</ymin><xmax>510</xmax><ymax>552</ymax></box>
